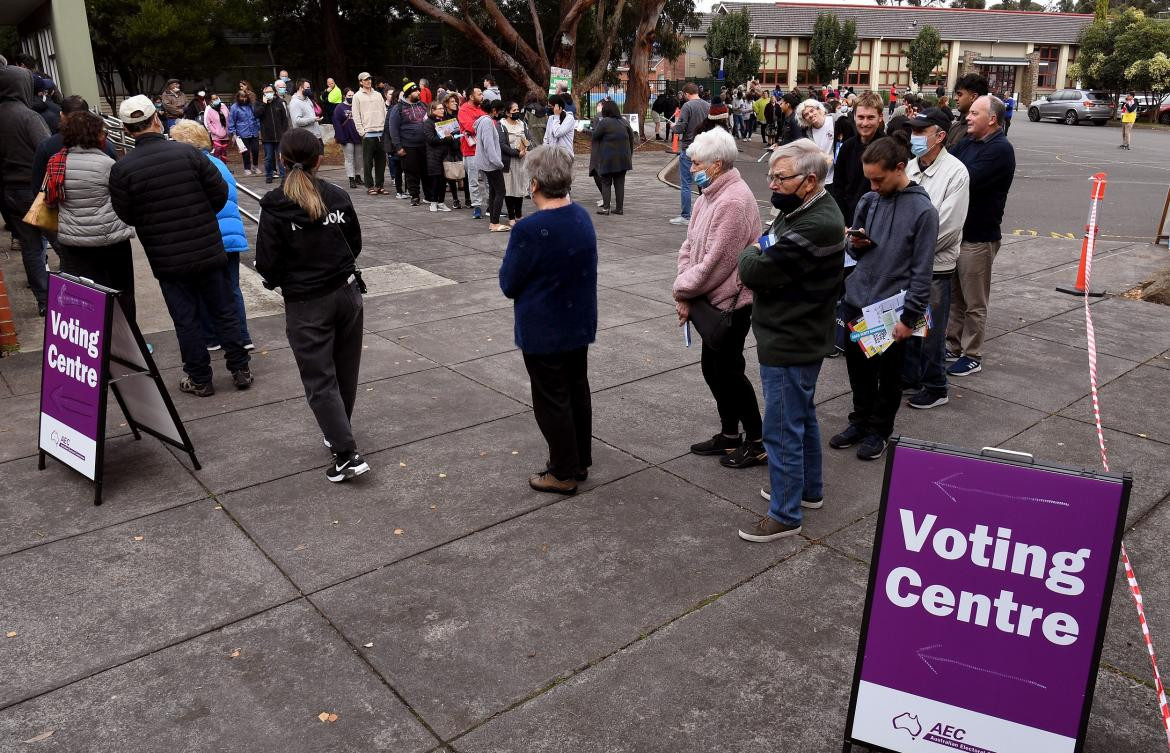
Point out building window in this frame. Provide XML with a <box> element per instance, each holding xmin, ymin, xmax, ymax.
<box><xmin>844</xmin><ymin>39</ymin><xmax>872</xmax><ymax>87</ymax></box>
<box><xmin>924</xmin><ymin>41</ymin><xmax>951</xmax><ymax>88</ymax></box>
<box><xmin>759</xmin><ymin>38</ymin><xmax>789</xmax><ymax>86</ymax></box>
<box><xmin>796</xmin><ymin>39</ymin><xmax>824</xmax><ymax>86</ymax></box>
<box><xmin>879</xmin><ymin>40</ymin><xmax>912</xmax><ymax>88</ymax></box>
<box><xmin>1036</xmin><ymin>45</ymin><xmax>1060</xmax><ymax>89</ymax></box>
<box><xmin>1065</xmin><ymin>46</ymin><xmax>1078</xmax><ymax>88</ymax></box>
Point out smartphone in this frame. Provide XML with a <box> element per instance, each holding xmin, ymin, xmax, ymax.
<box><xmin>847</xmin><ymin>228</ymin><xmax>869</xmax><ymax>240</ymax></box>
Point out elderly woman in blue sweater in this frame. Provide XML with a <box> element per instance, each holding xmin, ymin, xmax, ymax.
<box><xmin>499</xmin><ymin>145</ymin><xmax>598</xmax><ymax>495</ymax></box>
<box><xmin>169</xmin><ymin>119</ymin><xmax>253</xmax><ymax>350</ymax></box>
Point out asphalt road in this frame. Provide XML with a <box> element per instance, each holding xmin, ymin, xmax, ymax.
<box><xmin>1003</xmin><ymin>118</ymin><xmax>1170</xmax><ymax>243</ymax></box>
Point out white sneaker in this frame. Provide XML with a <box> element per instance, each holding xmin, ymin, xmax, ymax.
<box><xmin>437</xmin><ymin>203</ymin><xmax>452</xmax><ymax>212</ymax></box>
<box><xmin>668</xmin><ymin>216</ymin><xmax>689</xmax><ymax>226</ymax></box>
<box><xmin>429</xmin><ymin>203</ymin><xmax>438</xmax><ymax>212</ymax></box>
<box><xmin>596</xmin><ymin>199</ymin><xmax>605</xmax><ymax>207</ymax></box>
<box><xmin>396</xmin><ymin>193</ymin><xmax>409</xmax><ymax>199</ymax></box>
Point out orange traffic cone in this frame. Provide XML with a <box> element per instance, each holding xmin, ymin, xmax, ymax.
<box><xmin>670</xmin><ymin>107</ymin><xmax>680</xmax><ymax>154</ymax></box>
<box><xmin>1056</xmin><ymin>172</ymin><xmax>1107</xmax><ymax>298</ymax></box>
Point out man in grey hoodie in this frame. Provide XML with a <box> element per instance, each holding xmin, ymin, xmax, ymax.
<box><xmin>830</xmin><ymin>135</ymin><xmax>938</xmax><ymax>461</ymax></box>
<box><xmin>0</xmin><ymin>63</ymin><xmax>52</xmax><ymax>315</ymax></box>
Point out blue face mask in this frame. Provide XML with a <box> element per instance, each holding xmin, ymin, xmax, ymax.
<box><xmin>693</xmin><ymin>169</ymin><xmax>711</xmax><ymax>189</ymax></box>
<box><xmin>910</xmin><ymin>133</ymin><xmax>930</xmax><ymax>158</ymax></box>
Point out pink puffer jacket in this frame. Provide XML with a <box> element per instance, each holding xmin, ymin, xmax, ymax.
<box><xmin>672</xmin><ymin>167</ymin><xmax>761</xmax><ymax>311</ymax></box>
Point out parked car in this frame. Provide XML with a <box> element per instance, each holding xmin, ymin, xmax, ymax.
<box><xmin>1161</xmin><ymin>101</ymin><xmax>1170</xmax><ymax>125</ymax></box>
<box><xmin>1113</xmin><ymin>93</ymin><xmax>1170</xmax><ymax>119</ymax></box>
<box><xmin>1026</xmin><ymin>89</ymin><xmax>1113</xmax><ymax>125</ymax></box>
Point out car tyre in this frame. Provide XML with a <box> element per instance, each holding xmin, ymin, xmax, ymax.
<box><xmin>1028</xmin><ymin>107</ymin><xmax>1041</xmax><ymax>122</ymax></box>
<box><xmin>1160</xmin><ymin>111</ymin><xmax>1170</xmax><ymax>125</ymax></box>
<box><xmin>1064</xmin><ymin>110</ymin><xmax>1079</xmax><ymax>125</ymax></box>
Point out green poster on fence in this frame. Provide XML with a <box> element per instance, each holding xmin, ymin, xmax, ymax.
<box><xmin>549</xmin><ymin>67</ymin><xmax>572</xmax><ymax>95</ymax></box>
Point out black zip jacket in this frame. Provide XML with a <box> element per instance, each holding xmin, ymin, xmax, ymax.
<box><xmin>253</xmin><ymin>98</ymin><xmax>290</xmax><ymax>143</ymax></box>
<box><xmin>255</xmin><ymin>178</ymin><xmax>362</xmax><ymax>302</ymax></box>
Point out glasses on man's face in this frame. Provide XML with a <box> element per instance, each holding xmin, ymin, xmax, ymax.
<box><xmin>768</xmin><ymin>172</ymin><xmax>804</xmax><ymax>183</ymax></box>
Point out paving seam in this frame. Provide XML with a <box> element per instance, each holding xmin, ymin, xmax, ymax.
<box><xmin>1051</xmin><ymin>408</ymin><xmax>1170</xmax><ymax>448</ymax></box>
<box><xmin>440</xmin><ymin>540</ymin><xmax>816</xmax><ymax>746</ymax></box>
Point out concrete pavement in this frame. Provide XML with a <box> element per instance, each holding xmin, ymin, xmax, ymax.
<box><xmin>1</xmin><ymin>149</ymin><xmax>1169</xmax><ymax>751</ymax></box>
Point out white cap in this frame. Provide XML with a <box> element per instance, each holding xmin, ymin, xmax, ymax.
<box><xmin>118</xmin><ymin>95</ymin><xmax>157</xmax><ymax>125</ymax></box>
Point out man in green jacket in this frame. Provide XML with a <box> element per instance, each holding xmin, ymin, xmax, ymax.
<box><xmin>736</xmin><ymin>138</ymin><xmax>845</xmax><ymax>543</ymax></box>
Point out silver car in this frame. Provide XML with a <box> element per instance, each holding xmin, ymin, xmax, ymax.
<box><xmin>1026</xmin><ymin>89</ymin><xmax>1113</xmax><ymax>125</ymax></box>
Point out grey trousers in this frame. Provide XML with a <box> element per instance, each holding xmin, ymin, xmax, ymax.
<box><xmin>464</xmin><ymin>156</ymin><xmax>486</xmax><ymax>209</ymax></box>
<box><xmin>286</xmin><ymin>281</ymin><xmax>364</xmax><ymax>455</ymax></box>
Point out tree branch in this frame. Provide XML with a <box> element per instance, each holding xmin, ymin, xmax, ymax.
<box><xmin>556</xmin><ymin>0</ymin><xmax>599</xmax><ymax>41</ymax></box>
<box><xmin>529</xmin><ymin>0</ymin><xmax>549</xmax><ymax>69</ymax></box>
<box><xmin>574</xmin><ymin>0</ymin><xmax>630</xmax><ymax>92</ymax></box>
<box><xmin>482</xmin><ymin>0</ymin><xmax>545</xmax><ymax>77</ymax></box>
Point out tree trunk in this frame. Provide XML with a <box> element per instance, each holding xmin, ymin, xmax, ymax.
<box><xmin>623</xmin><ymin>0</ymin><xmax>667</xmax><ymax>139</ymax></box>
<box><xmin>320</xmin><ymin>0</ymin><xmax>347</xmax><ymax>84</ymax></box>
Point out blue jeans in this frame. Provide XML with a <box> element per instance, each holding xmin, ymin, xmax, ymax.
<box><xmin>263</xmin><ymin>141</ymin><xmax>286</xmax><ymax>180</ymax></box>
<box><xmin>198</xmin><ymin>253</ymin><xmax>251</xmax><ymax>347</ymax></box>
<box><xmin>678</xmin><ymin>149</ymin><xmax>693</xmax><ymax>218</ymax></box>
<box><xmin>732</xmin><ymin>113</ymin><xmax>744</xmax><ymax>137</ymax></box>
<box><xmin>760</xmin><ymin>361</ymin><xmax>824</xmax><ymax>527</ymax></box>
<box><xmin>902</xmin><ymin>274</ymin><xmax>952</xmax><ymax>394</ymax></box>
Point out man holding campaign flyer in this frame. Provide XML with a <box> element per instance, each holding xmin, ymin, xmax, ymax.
<box><xmin>830</xmin><ymin>132</ymin><xmax>937</xmax><ymax>462</ymax></box>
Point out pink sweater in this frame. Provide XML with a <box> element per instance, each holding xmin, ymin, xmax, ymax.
<box><xmin>672</xmin><ymin>168</ymin><xmax>761</xmax><ymax>311</ymax></box>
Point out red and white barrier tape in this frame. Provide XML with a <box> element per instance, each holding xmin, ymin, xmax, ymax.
<box><xmin>1080</xmin><ymin>177</ymin><xmax>1170</xmax><ymax>747</ymax></box>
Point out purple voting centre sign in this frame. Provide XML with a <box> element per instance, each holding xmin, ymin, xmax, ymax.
<box><xmin>845</xmin><ymin>439</ymin><xmax>1129</xmax><ymax>753</ymax></box>
<box><xmin>39</xmin><ymin>274</ymin><xmax>111</xmax><ymax>481</ymax></box>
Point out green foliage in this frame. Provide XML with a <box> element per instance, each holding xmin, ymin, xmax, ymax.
<box><xmin>1072</xmin><ymin>8</ymin><xmax>1170</xmax><ymax>91</ymax></box>
<box><xmin>808</xmin><ymin>13</ymin><xmax>856</xmax><ymax>85</ymax></box>
<box><xmin>1095</xmin><ymin>0</ymin><xmax>1109</xmax><ymax>18</ymax></box>
<box><xmin>950</xmin><ymin>0</ymin><xmax>987</xmax><ymax>8</ymax></box>
<box><xmin>704</xmin><ymin>9</ymin><xmax>762</xmax><ymax>90</ymax></box>
<box><xmin>906</xmin><ymin>24</ymin><xmax>944</xmax><ymax>90</ymax></box>
<box><xmin>0</xmin><ymin>26</ymin><xmax>20</xmax><ymax>60</ymax></box>
<box><xmin>1125</xmin><ymin>51</ymin><xmax>1170</xmax><ymax>95</ymax></box>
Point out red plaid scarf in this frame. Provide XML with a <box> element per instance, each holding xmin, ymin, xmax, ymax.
<box><xmin>44</xmin><ymin>148</ymin><xmax>68</xmax><ymax>207</ymax></box>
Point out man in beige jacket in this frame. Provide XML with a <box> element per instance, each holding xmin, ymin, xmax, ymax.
<box><xmin>351</xmin><ymin>72</ymin><xmax>388</xmax><ymax>193</ymax></box>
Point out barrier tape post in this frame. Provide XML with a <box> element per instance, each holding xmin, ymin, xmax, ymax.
<box><xmin>1057</xmin><ymin>172</ymin><xmax>1107</xmax><ymax>297</ymax></box>
<box><xmin>1078</xmin><ymin>170</ymin><xmax>1170</xmax><ymax>747</ymax></box>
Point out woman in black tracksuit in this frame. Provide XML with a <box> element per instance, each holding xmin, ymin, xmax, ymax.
<box><xmin>255</xmin><ymin>128</ymin><xmax>369</xmax><ymax>483</ymax></box>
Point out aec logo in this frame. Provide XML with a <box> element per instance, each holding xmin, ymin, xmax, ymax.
<box><xmin>892</xmin><ymin>712</ymin><xmax>922</xmax><ymax>738</ymax></box>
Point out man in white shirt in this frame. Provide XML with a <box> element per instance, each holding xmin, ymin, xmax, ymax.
<box><xmin>798</xmin><ymin>99</ymin><xmax>835</xmax><ymax>184</ymax></box>
<box><xmin>902</xmin><ymin>108</ymin><xmax>970</xmax><ymax>410</ymax></box>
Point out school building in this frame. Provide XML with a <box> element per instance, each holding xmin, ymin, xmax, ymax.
<box><xmin>685</xmin><ymin>2</ymin><xmax>1095</xmax><ymax>105</ymax></box>
<box><xmin>2</xmin><ymin>0</ymin><xmax>100</xmax><ymax>105</ymax></box>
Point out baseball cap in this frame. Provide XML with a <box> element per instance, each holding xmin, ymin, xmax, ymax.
<box><xmin>357</xmin><ymin>71</ymin><xmax>372</xmax><ymax>81</ymax></box>
<box><xmin>906</xmin><ymin>107</ymin><xmax>953</xmax><ymax>133</ymax></box>
<box><xmin>118</xmin><ymin>94</ymin><xmax>157</xmax><ymax>125</ymax></box>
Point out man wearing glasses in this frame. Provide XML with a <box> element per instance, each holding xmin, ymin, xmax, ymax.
<box><xmin>736</xmin><ymin>139</ymin><xmax>845</xmax><ymax>543</ymax></box>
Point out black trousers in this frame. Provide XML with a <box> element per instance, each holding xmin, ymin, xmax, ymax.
<box><xmin>445</xmin><ymin>178</ymin><xmax>463</xmax><ymax>205</ymax></box>
<box><xmin>483</xmin><ymin>169</ymin><xmax>505</xmax><ymax>223</ymax></box>
<box><xmin>843</xmin><ymin>303</ymin><xmax>907</xmax><ymax>439</ymax></box>
<box><xmin>425</xmin><ymin>173</ymin><xmax>446</xmax><ymax>203</ymax></box>
<box><xmin>523</xmin><ymin>347</ymin><xmax>592</xmax><ymax>481</ymax></box>
<box><xmin>599</xmin><ymin>171</ymin><xmax>626</xmax><ymax>212</ymax></box>
<box><xmin>285</xmin><ymin>281</ymin><xmax>364</xmax><ymax>455</ymax></box>
<box><xmin>699</xmin><ymin>304</ymin><xmax>762</xmax><ymax>439</ymax></box>
<box><xmin>401</xmin><ymin>145</ymin><xmax>426</xmax><ymax>199</ymax></box>
<box><xmin>3</xmin><ymin>188</ymin><xmax>47</xmax><ymax>305</ymax></box>
<box><xmin>362</xmin><ymin>138</ymin><xmax>386</xmax><ymax>188</ymax></box>
<box><xmin>157</xmin><ymin>265</ymin><xmax>249</xmax><ymax>384</ymax></box>
<box><xmin>504</xmin><ymin>196</ymin><xmax>523</xmax><ymax>219</ymax></box>
<box><xmin>57</xmin><ymin>239</ymin><xmax>136</xmax><ymax>323</ymax></box>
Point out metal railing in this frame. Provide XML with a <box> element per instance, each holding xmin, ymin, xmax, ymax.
<box><xmin>99</xmin><ymin>111</ymin><xmax>261</xmax><ymax>225</ymax></box>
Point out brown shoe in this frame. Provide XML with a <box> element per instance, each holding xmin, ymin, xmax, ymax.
<box><xmin>737</xmin><ymin>515</ymin><xmax>801</xmax><ymax>543</ymax></box>
<box><xmin>528</xmin><ymin>471</ymin><xmax>577</xmax><ymax>495</ymax></box>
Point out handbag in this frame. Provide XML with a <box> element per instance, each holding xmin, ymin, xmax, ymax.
<box><xmin>688</xmin><ymin>287</ymin><xmax>742</xmax><ymax>351</ymax></box>
<box><xmin>443</xmin><ymin>160</ymin><xmax>466</xmax><ymax>181</ymax></box>
<box><xmin>23</xmin><ymin>176</ymin><xmax>58</xmax><ymax>233</ymax></box>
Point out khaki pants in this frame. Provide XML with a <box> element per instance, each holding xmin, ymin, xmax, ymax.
<box><xmin>1121</xmin><ymin>121</ymin><xmax>1134</xmax><ymax>147</ymax></box>
<box><xmin>946</xmin><ymin>240</ymin><xmax>1000</xmax><ymax>359</ymax></box>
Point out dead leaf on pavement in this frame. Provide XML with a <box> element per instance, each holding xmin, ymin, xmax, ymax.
<box><xmin>317</xmin><ymin>712</ymin><xmax>339</xmax><ymax>723</ymax></box>
<box><xmin>394</xmin><ymin>528</ymin><xmax>404</xmax><ymax>535</ymax></box>
<box><xmin>363</xmin><ymin>642</ymin><xmax>374</xmax><ymax>648</ymax></box>
<box><xmin>438</xmin><ymin>473</ymin><xmax>447</xmax><ymax>478</ymax></box>
<box><xmin>132</xmin><ymin>536</ymin><xmax>144</xmax><ymax>541</ymax></box>
<box><xmin>21</xmin><ymin>730</ymin><xmax>54</xmax><ymax>743</ymax></box>
<box><xmin>229</xmin><ymin>649</ymin><xmax>241</xmax><ymax>658</ymax></box>
<box><xmin>5</xmin><ymin>631</ymin><xmax>16</xmax><ymax>638</ymax></box>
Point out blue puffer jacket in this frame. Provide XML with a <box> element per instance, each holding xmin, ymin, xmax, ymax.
<box><xmin>229</xmin><ymin>102</ymin><xmax>261</xmax><ymax>138</ymax></box>
<box><xmin>204</xmin><ymin>152</ymin><xmax>248</xmax><ymax>253</ymax></box>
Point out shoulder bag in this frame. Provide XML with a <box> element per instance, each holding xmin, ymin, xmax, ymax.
<box><xmin>688</xmin><ymin>286</ymin><xmax>742</xmax><ymax>352</ymax></box>
<box><xmin>23</xmin><ymin>175</ymin><xmax>59</xmax><ymax>233</ymax></box>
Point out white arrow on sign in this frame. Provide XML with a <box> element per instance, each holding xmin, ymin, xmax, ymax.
<box><xmin>916</xmin><ymin>643</ymin><xmax>1048</xmax><ymax>690</ymax></box>
<box><xmin>933</xmin><ymin>473</ymin><xmax>1068</xmax><ymax>508</ymax></box>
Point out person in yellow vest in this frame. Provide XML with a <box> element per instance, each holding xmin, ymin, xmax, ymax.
<box><xmin>323</xmin><ymin>78</ymin><xmax>343</xmax><ymax>121</ymax></box>
<box><xmin>1119</xmin><ymin>92</ymin><xmax>1138</xmax><ymax>151</ymax></box>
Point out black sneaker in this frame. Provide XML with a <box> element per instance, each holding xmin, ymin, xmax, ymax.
<box><xmin>720</xmin><ymin>440</ymin><xmax>766</xmax><ymax>469</ymax></box>
<box><xmin>690</xmin><ymin>433</ymin><xmax>743</xmax><ymax>456</ymax></box>
<box><xmin>231</xmin><ymin>368</ymin><xmax>253</xmax><ymax>389</ymax></box>
<box><xmin>829</xmin><ymin>424</ymin><xmax>866</xmax><ymax>449</ymax></box>
<box><xmin>179</xmin><ymin>375</ymin><xmax>214</xmax><ymax>397</ymax></box>
<box><xmin>944</xmin><ymin>349</ymin><xmax>961</xmax><ymax>362</ymax></box>
<box><xmin>738</xmin><ymin>516</ymin><xmax>802</xmax><ymax>542</ymax></box>
<box><xmin>856</xmin><ymin>434</ymin><xmax>888</xmax><ymax>461</ymax></box>
<box><xmin>326</xmin><ymin>451</ymin><xmax>370</xmax><ymax>482</ymax></box>
<box><xmin>759</xmin><ymin>487</ymin><xmax>824</xmax><ymax>509</ymax></box>
<box><xmin>907</xmin><ymin>389</ymin><xmax>949</xmax><ymax>410</ymax></box>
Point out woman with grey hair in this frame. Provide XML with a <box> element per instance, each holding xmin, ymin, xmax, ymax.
<box><xmin>672</xmin><ymin>127</ymin><xmax>765</xmax><ymax>469</ymax></box>
<box><xmin>798</xmin><ymin>98</ymin><xmax>835</xmax><ymax>184</ymax></box>
<box><xmin>499</xmin><ymin>146</ymin><xmax>598</xmax><ymax>495</ymax></box>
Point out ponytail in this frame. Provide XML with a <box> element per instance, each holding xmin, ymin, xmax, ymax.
<box><xmin>278</xmin><ymin>128</ymin><xmax>326</xmax><ymax>221</ymax></box>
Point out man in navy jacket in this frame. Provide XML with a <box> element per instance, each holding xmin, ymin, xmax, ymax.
<box><xmin>946</xmin><ymin>95</ymin><xmax>1015</xmax><ymax>378</ymax></box>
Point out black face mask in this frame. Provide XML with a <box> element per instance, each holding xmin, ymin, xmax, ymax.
<box><xmin>508</xmin><ymin>112</ymin><xmax>520</xmax><ymax>120</ymax></box>
<box><xmin>771</xmin><ymin>190</ymin><xmax>804</xmax><ymax>213</ymax></box>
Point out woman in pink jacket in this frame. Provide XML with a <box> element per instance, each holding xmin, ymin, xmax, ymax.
<box><xmin>204</xmin><ymin>93</ymin><xmax>232</xmax><ymax>159</ymax></box>
<box><xmin>672</xmin><ymin>127</ymin><xmax>765</xmax><ymax>469</ymax></box>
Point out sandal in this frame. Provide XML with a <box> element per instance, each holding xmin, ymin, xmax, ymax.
<box><xmin>367</xmin><ymin>188</ymin><xmax>378</xmax><ymax>195</ymax></box>
<box><xmin>489</xmin><ymin>224</ymin><xmax>511</xmax><ymax>232</ymax></box>
<box><xmin>376</xmin><ymin>188</ymin><xmax>387</xmax><ymax>195</ymax></box>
